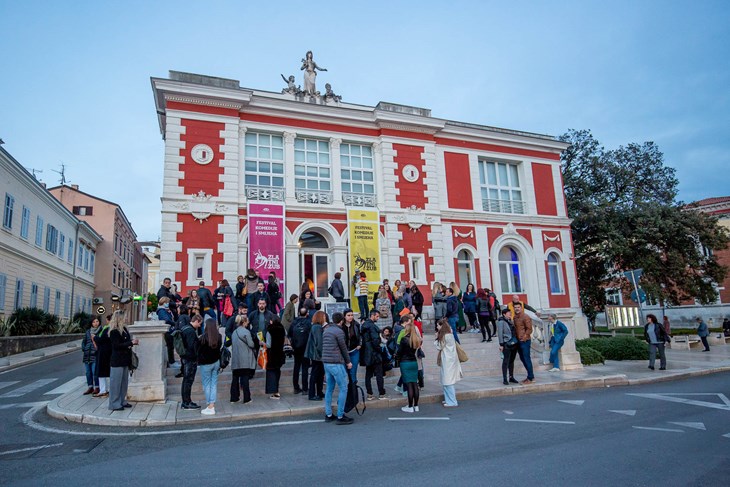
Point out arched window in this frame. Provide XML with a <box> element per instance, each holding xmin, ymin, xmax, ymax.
<box><xmin>456</xmin><ymin>249</ymin><xmax>475</xmax><ymax>290</ymax></box>
<box><xmin>547</xmin><ymin>252</ymin><xmax>563</xmax><ymax>294</ymax></box>
<box><xmin>498</xmin><ymin>246</ymin><xmax>522</xmax><ymax>293</ymax></box>
<box><xmin>299</xmin><ymin>231</ymin><xmax>329</xmax><ymax>298</ymax></box>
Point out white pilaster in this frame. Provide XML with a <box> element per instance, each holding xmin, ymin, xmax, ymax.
<box><xmin>284</xmin><ymin>132</ymin><xmax>296</xmax><ymax>204</ymax></box>
<box><xmin>330</xmin><ymin>138</ymin><xmax>343</xmax><ymax>205</ymax></box>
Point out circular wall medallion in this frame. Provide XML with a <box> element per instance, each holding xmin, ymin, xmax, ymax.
<box><xmin>402</xmin><ymin>164</ymin><xmax>420</xmax><ymax>182</ymax></box>
<box><xmin>191</xmin><ymin>144</ymin><xmax>214</xmax><ymax>165</ymax></box>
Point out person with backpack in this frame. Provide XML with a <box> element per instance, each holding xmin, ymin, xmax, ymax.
<box><xmin>329</xmin><ymin>272</ymin><xmax>346</xmax><ymax>303</ymax></box>
<box><xmin>288</xmin><ymin>308</ymin><xmax>312</xmax><ymax>394</ymax></box>
<box><xmin>230</xmin><ymin>315</ymin><xmax>256</xmax><ymax>404</ymax></box>
<box><xmin>475</xmin><ymin>288</ymin><xmax>493</xmax><ymax>342</ymax></box>
<box><xmin>198</xmin><ymin>317</ymin><xmax>222</xmax><ymax>415</ymax></box>
<box><xmin>360</xmin><ymin>310</ymin><xmax>386</xmax><ymax>400</ymax></box>
<box><xmin>180</xmin><ymin>314</ymin><xmax>203</xmax><ymax>410</ymax></box>
<box><xmin>498</xmin><ymin>307</ymin><xmax>519</xmax><ymax>385</ymax></box>
<box><xmin>486</xmin><ymin>289</ymin><xmax>499</xmax><ymax>337</ymax></box>
<box><xmin>264</xmin><ymin>317</ymin><xmax>287</xmax><ymax>399</ymax></box>
<box><xmin>305</xmin><ymin>311</ymin><xmax>327</xmax><ymax>400</ymax></box>
<box><xmin>375</xmin><ymin>288</ymin><xmax>391</xmax><ymax>323</ymax></box>
<box><xmin>322</xmin><ymin>312</ymin><xmax>354</xmax><ymax>425</ymax></box>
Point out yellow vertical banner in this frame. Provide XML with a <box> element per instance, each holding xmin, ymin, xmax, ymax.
<box><xmin>347</xmin><ymin>208</ymin><xmax>381</xmax><ymax>293</ymax></box>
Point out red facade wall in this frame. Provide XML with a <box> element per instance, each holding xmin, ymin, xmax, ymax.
<box><xmin>532</xmin><ymin>163</ymin><xmax>558</xmax><ymax>216</ymax></box>
<box><xmin>175</xmin><ymin>214</ymin><xmax>224</xmax><ymax>294</ymax></box>
<box><xmin>392</xmin><ymin>143</ymin><xmax>428</xmax><ymax>209</ymax></box>
<box><xmin>444</xmin><ymin>152</ymin><xmax>473</xmax><ymax>210</ymax></box>
<box><xmin>180</xmin><ymin>119</ymin><xmax>225</xmax><ymax>197</ymax></box>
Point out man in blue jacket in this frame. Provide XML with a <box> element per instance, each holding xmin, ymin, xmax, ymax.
<box><xmin>547</xmin><ymin>313</ymin><xmax>568</xmax><ymax>372</ymax></box>
<box><xmin>445</xmin><ymin>287</ymin><xmax>460</xmax><ymax>344</ymax></box>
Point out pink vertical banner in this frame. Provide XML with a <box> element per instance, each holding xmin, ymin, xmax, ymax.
<box><xmin>248</xmin><ymin>202</ymin><xmax>285</xmax><ymax>287</ymax></box>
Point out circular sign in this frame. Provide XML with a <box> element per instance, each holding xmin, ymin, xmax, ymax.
<box><xmin>402</xmin><ymin>164</ymin><xmax>420</xmax><ymax>182</ymax></box>
<box><xmin>97</xmin><ymin>306</ymin><xmax>106</xmax><ymax>315</ymax></box>
<box><xmin>191</xmin><ymin>144</ymin><xmax>214</xmax><ymax>165</ymax></box>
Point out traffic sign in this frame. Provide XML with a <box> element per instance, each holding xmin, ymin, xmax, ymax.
<box><xmin>97</xmin><ymin>306</ymin><xmax>106</xmax><ymax>315</ymax></box>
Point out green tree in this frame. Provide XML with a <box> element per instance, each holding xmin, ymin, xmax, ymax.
<box><xmin>559</xmin><ymin>129</ymin><xmax>729</xmax><ymax>323</ymax></box>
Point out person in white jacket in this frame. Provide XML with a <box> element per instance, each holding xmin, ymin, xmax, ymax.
<box><xmin>435</xmin><ymin>318</ymin><xmax>463</xmax><ymax>407</ymax></box>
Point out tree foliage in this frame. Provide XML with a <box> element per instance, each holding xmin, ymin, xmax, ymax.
<box><xmin>559</xmin><ymin>129</ymin><xmax>729</xmax><ymax>322</ymax></box>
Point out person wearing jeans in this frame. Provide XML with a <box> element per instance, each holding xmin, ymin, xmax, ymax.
<box><xmin>180</xmin><ymin>315</ymin><xmax>203</xmax><ymax>410</ymax></box>
<box><xmin>445</xmin><ymin>287</ymin><xmax>460</xmax><ymax>344</ymax></box>
<box><xmin>321</xmin><ymin>312</ymin><xmax>354</xmax><ymax>425</ymax></box>
<box><xmin>513</xmin><ymin>303</ymin><xmax>535</xmax><ymax>384</ymax></box>
<box><xmin>197</xmin><ymin>317</ymin><xmax>222</xmax><ymax>415</ymax></box>
<box><xmin>696</xmin><ymin>317</ymin><xmax>710</xmax><ymax>352</ymax></box>
<box><xmin>644</xmin><ymin>314</ymin><xmax>670</xmax><ymax>370</ymax></box>
<box><xmin>548</xmin><ymin>314</ymin><xmax>569</xmax><ymax>372</ymax></box>
<box><xmin>361</xmin><ymin>310</ymin><xmax>386</xmax><ymax>399</ymax></box>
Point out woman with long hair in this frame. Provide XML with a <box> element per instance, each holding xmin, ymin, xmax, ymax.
<box><xmin>197</xmin><ymin>317</ymin><xmax>222</xmax><ymax>415</ymax></box>
<box><xmin>397</xmin><ymin>316</ymin><xmax>422</xmax><ymax>413</ymax></box>
<box><xmin>462</xmin><ymin>283</ymin><xmax>478</xmax><ymax>333</ymax></box>
<box><xmin>432</xmin><ymin>282</ymin><xmax>447</xmax><ymax>324</ymax></box>
<box><xmin>475</xmin><ymin>288</ymin><xmax>493</xmax><ymax>342</ymax></box>
<box><xmin>187</xmin><ymin>289</ymin><xmax>200</xmax><ymax>316</ymax></box>
<box><xmin>450</xmin><ymin>281</ymin><xmax>467</xmax><ymax>333</ymax></box>
<box><xmin>375</xmin><ymin>288</ymin><xmax>391</xmax><ymax>322</ymax></box>
<box><xmin>435</xmin><ymin>318</ymin><xmax>462</xmax><ymax>407</ymax></box>
<box><xmin>92</xmin><ymin>314</ymin><xmax>112</xmax><ymax>397</ymax></box>
<box><xmin>266</xmin><ymin>272</ymin><xmax>281</xmax><ymax>314</ymax></box>
<box><xmin>230</xmin><ymin>315</ymin><xmax>256</xmax><ymax>404</ymax></box>
<box><xmin>410</xmin><ymin>280</ymin><xmax>424</xmax><ymax>318</ymax></box>
<box><xmin>108</xmin><ymin>311</ymin><xmax>138</xmax><ymax>411</ymax></box>
<box><xmin>265</xmin><ymin>317</ymin><xmax>287</xmax><ymax>399</ymax></box>
<box><xmin>305</xmin><ymin>311</ymin><xmax>328</xmax><ymax>400</ymax></box>
<box><xmin>343</xmin><ymin>309</ymin><xmax>361</xmax><ymax>383</ymax></box>
<box><xmin>217</xmin><ymin>279</ymin><xmax>235</xmax><ymax>323</ymax></box>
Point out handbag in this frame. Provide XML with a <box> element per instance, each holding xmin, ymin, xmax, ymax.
<box><xmin>130</xmin><ymin>350</ymin><xmax>139</xmax><ymax>371</ymax></box>
<box><xmin>455</xmin><ymin>342</ymin><xmax>469</xmax><ymax>363</ymax></box>
<box><xmin>257</xmin><ymin>346</ymin><xmax>268</xmax><ymax>370</ymax></box>
<box><xmin>219</xmin><ymin>346</ymin><xmax>231</xmax><ymax>370</ymax></box>
<box><xmin>223</xmin><ymin>296</ymin><xmax>234</xmax><ymax>317</ymax></box>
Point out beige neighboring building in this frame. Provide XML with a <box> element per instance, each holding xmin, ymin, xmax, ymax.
<box><xmin>49</xmin><ymin>185</ymin><xmax>148</xmax><ymax>322</ymax></box>
<box><xmin>142</xmin><ymin>243</ymin><xmax>161</xmax><ymax>299</ymax></box>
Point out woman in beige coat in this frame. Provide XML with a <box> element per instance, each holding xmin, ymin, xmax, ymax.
<box><xmin>435</xmin><ymin>318</ymin><xmax>462</xmax><ymax>407</ymax></box>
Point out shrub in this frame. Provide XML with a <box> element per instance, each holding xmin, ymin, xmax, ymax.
<box><xmin>0</xmin><ymin>316</ymin><xmax>15</xmax><ymax>337</ymax></box>
<box><xmin>71</xmin><ymin>311</ymin><xmax>93</xmax><ymax>330</ymax></box>
<box><xmin>147</xmin><ymin>292</ymin><xmax>158</xmax><ymax>314</ymax></box>
<box><xmin>576</xmin><ymin>345</ymin><xmax>604</xmax><ymax>365</ymax></box>
<box><xmin>9</xmin><ymin>308</ymin><xmax>59</xmax><ymax>336</ymax></box>
<box><xmin>576</xmin><ymin>336</ymin><xmax>649</xmax><ymax>361</ymax></box>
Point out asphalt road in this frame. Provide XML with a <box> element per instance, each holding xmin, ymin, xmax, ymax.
<box><xmin>1</xmin><ymin>353</ymin><xmax>729</xmax><ymax>486</ymax></box>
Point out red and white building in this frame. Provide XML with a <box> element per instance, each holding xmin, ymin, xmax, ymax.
<box><xmin>151</xmin><ymin>71</ymin><xmax>586</xmax><ymax>337</ymax></box>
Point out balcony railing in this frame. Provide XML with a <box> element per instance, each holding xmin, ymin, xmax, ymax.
<box><xmin>245</xmin><ymin>185</ymin><xmax>285</xmax><ymax>201</ymax></box>
<box><xmin>343</xmin><ymin>192</ymin><xmax>377</xmax><ymax>207</ymax></box>
<box><xmin>482</xmin><ymin>198</ymin><xmax>525</xmax><ymax>214</ymax></box>
<box><xmin>295</xmin><ymin>190</ymin><xmax>333</xmax><ymax>204</ymax></box>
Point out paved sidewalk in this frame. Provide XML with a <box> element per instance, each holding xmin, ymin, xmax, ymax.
<box><xmin>45</xmin><ymin>344</ymin><xmax>730</xmax><ymax>427</ymax></box>
<box><xmin>0</xmin><ymin>340</ymin><xmax>82</xmax><ymax>373</ymax></box>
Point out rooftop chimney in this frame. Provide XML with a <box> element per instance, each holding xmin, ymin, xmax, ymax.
<box><xmin>71</xmin><ymin>184</ymin><xmax>79</xmax><ymax>190</ymax></box>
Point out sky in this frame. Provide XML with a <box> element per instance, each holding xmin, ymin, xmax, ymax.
<box><xmin>1</xmin><ymin>0</ymin><xmax>729</xmax><ymax>241</ymax></box>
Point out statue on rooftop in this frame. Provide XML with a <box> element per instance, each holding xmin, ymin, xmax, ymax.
<box><xmin>280</xmin><ymin>74</ymin><xmax>300</xmax><ymax>95</ymax></box>
<box><xmin>300</xmin><ymin>51</ymin><xmax>327</xmax><ymax>96</ymax></box>
<box><xmin>323</xmin><ymin>83</ymin><xmax>341</xmax><ymax>103</ymax></box>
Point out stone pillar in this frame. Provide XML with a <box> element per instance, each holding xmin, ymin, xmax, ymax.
<box><xmin>127</xmin><ymin>320</ymin><xmax>168</xmax><ymax>402</ymax></box>
<box><xmin>555</xmin><ymin>312</ymin><xmax>584</xmax><ymax>370</ymax></box>
<box><xmin>283</xmin><ymin>131</ymin><xmax>296</xmax><ymax>204</ymax></box>
<box><xmin>330</xmin><ymin>137</ymin><xmax>342</xmax><ymax>204</ymax></box>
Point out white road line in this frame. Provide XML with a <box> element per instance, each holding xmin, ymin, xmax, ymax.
<box><xmin>723</xmin><ymin>433</ymin><xmax>730</xmax><ymax>439</ymax></box>
<box><xmin>22</xmin><ymin>406</ymin><xmax>325</xmax><ymax>437</ymax></box>
<box><xmin>558</xmin><ymin>400</ymin><xmax>585</xmax><ymax>406</ymax></box>
<box><xmin>503</xmin><ymin>410</ymin><xmax>514</xmax><ymax>415</ymax></box>
<box><xmin>669</xmin><ymin>422</ymin><xmax>706</xmax><ymax>430</ymax></box>
<box><xmin>609</xmin><ymin>410</ymin><xmax>637</xmax><ymax>416</ymax></box>
<box><xmin>0</xmin><ymin>381</ymin><xmax>20</xmax><ymax>391</ymax></box>
<box><xmin>0</xmin><ymin>401</ymin><xmax>49</xmax><ymax>410</ymax></box>
<box><xmin>628</xmin><ymin>393</ymin><xmax>730</xmax><ymax>411</ymax></box>
<box><xmin>388</xmin><ymin>417</ymin><xmax>451</xmax><ymax>421</ymax></box>
<box><xmin>0</xmin><ymin>378</ymin><xmax>58</xmax><ymax>398</ymax></box>
<box><xmin>632</xmin><ymin>426</ymin><xmax>684</xmax><ymax>433</ymax></box>
<box><xmin>44</xmin><ymin>376</ymin><xmax>85</xmax><ymax>395</ymax></box>
<box><xmin>505</xmin><ymin>419</ymin><xmax>575</xmax><ymax>424</ymax></box>
<box><xmin>0</xmin><ymin>442</ymin><xmax>63</xmax><ymax>456</ymax></box>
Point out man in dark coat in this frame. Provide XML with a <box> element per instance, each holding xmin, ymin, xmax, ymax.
<box><xmin>360</xmin><ymin>309</ymin><xmax>385</xmax><ymax>400</ymax></box>
<box><xmin>196</xmin><ymin>281</ymin><xmax>217</xmax><ymax>324</ymax></box>
<box><xmin>248</xmin><ymin>297</ymin><xmax>276</xmax><ymax>346</ymax></box>
<box><xmin>288</xmin><ymin>308</ymin><xmax>312</xmax><ymax>394</ymax></box>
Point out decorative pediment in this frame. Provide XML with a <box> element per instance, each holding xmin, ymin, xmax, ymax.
<box><xmin>389</xmin><ymin>205</ymin><xmax>436</xmax><ymax>232</ymax></box>
<box><xmin>170</xmin><ymin>190</ymin><xmax>229</xmax><ymax>223</ymax></box>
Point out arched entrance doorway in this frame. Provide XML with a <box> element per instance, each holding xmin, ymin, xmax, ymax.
<box><xmin>299</xmin><ymin>231</ymin><xmax>330</xmax><ymax>299</ymax></box>
<box><xmin>456</xmin><ymin>249</ymin><xmax>475</xmax><ymax>290</ymax></box>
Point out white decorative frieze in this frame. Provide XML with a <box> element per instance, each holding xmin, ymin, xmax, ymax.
<box><xmin>168</xmin><ymin>190</ymin><xmax>229</xmax><ymax>223</ymax></box>
<box><xmin>543</xmin><ymin>233</ymin><xmax>561</xmax><ymax>242</ymax></box>
<box><xmin>454</xmin><ymin>229</ymin><xmax>474</xmax><ymax>238</ymax></box>
<box><xmin>388</xmin><ymin>205</ymin><xmax>438</xmax><ymax>232</ymax></box>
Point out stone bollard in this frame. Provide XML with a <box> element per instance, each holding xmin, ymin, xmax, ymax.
<box><xmin>127</xmin><ymin>320</ymin><xmax>168</xmax><ymax>402</ymax></box>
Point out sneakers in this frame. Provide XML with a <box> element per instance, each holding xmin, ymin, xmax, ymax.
<box><xmin>336</xmin><ymin>415</ymin><xmax>354</xmax><ymax>425</ymax></box>
<box><xmin>181</xmin><ymin>402</ymin><xmax>201</xmax><ymax>410</ymax></box>
<box><xmin>378</xmin><ymin>394</ymin><xmax>387</xmax><ymax>400</ymax></box>
<box><xmin>443</xmin><ymin>403</ymin><xmax>458</xmax><ymax>408</ymax></box>
<box><xmin>367</xmin><ymin>394</ymin><xmax>375</xmax><ymax>401</ymax></box>
<box><xmin>242</xmin><ymin>399</ymin><xmax>253</xmax><ymax>405</ymax></box>
<box><xmin>325</xmin><ymin>414</ymin><xmax>336</xmax><ymax>422</ymax></box>
<box><xmin>414</xmin><ymin>406</ymin><xmax>419</xmax><ymax>412</ymax></box>
<box><xmin>401</xmin><ymin>406</ymin><xmax>415</xmax><ymax>413</ymax></box>
<box><xmin>548</xmin><ymin>368</ymin><xmax>560</xmax><ymax>372</ymax></box>
<box><xmin>394</xmin><ymin>385</ymin><xmax>403</xmax><ymax>393</ymax></box>
<box><xmin>270</xmin><ymin>394</ymin><xmax>281</xmax><ymax>400</ymax></box>
<box><xmin>503</xmin><ymin>380</ymin><xmax>509</xmax><ymax>385</ymax></box>
<box><xmin>201</xmin><ymin>406</ymin><xmax>215</xmax><ymax>415</ymax></box>
<box><xmin>648</xmin><ymin>365</ymin><xmax>655</xmax><ymax>370</ymax></box>
<box><xmin>509</xmin><ymin>377</ymin><xmax>519</xmax><ymax>384</ymax></box>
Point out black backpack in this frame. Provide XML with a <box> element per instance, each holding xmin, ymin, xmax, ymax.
<box><xmin>290</xmin><ymin>320</ymin><xmax>310</xmax><ymax>349</ymax></box>
<box><xmin>172</xmin><ymin>329</ymin><xmax>187</xmax><ymax>358</ymax></box>
<box><xmin>345</xmin><ymin>375</ymin><xmax>366</xmax><ymax>416</ymax></box>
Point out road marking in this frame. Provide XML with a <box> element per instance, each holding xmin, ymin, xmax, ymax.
<box><xmin>628</xmin><ymin>393</ymin><xmax>730</xmax><ymax>411</ymax></box>
<box><xmin>0</xmin><ymin>378</ymin><xmax>58</xmax><ymax>398</ymax></box>
<box><xmin>558</xmin><ymin>400</ymin><xmax>585</xmax><ymax>406</ymax></box>
<box><xmin>0</xmin><ymin>381</ymin><xmax>20</xmax><ymax>391</ymax></box>
<box><xmin>505</xmin><ymin>419</ymin><xmax>575</xmax><ymax>424</ymax></box>
<box><xmin>0</xmin><ymin>401</ymin><xmax>49</xmax><ymax>410</ymax></box>
<box><xmin>503</xmin><ymin>410</ymin><xmax>514</xmax><ymax>415</ymax></box>
<box><xmin>0</xmin><ymin>442</ymin><xmax>64</xmax><ymax>456</ymax></box>
<box><xmin>669</xmin><ymin>422</ymin><xmax>706</xmax><ymax>430</ymax></box>
<box><xmin>388</xmin><ymin>417</ymin><xmax>450</xmax><ymax>421</ymax></box>
<box><xmin>44</xmin><ymin>376</ymin><xmax>85</xmax><ymax>395</ymax></box>
<box><xmin>609</xmin><ymin>410</ymin><xmax>637</xmax><ymax>416</ymax></box>
<box><xmin>723</xmin><ymin>433</ymin><xmax>730</xmax><ymax>439</ymax></box>
<box><xmin>632</xmin><ymin>426</ymin><xmax>684</xmax><ymax>433</ymax></box>
<box><xmin>22</xmin><ymin>406</ymin><xmax>325</xmax><ymax>437</ymax></box>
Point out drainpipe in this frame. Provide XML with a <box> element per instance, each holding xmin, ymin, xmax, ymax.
<box><xmin>70</xmin><ymin>221</ymin><xmax>80</xmax><ymax>320</ymax></box>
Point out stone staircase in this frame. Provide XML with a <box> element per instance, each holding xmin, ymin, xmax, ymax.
<box><xmin>166</xmin><ymin>330</ymin><xmax>550</xmax><ymax>400</ymax></box>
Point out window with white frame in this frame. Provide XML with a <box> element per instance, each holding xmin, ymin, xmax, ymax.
<box><xmin>498</xmin><ymin>246</ymin><xmax>523</xmax><ymax>293</ymax></box>
<box><xmin>67</xmin><ymin>239</ymin><xmax>74</xmax><ymax>263</ymax></box>
<box><xmin>43</xmin><ymin>287</ymin><xmax>50</xmax><ymax>312</ymax></box>
<box><xmin>547</xmin><ymin>252</ymin><xmax>564</xmax><ymax>294</ymax></box>
<box><xmin>408</xmin><ymin>254</ymin><xmax>427</xmax><ymax>285</ymax></box>
<box><xmin>14</xmin><ymin>279</ymin><xmax>23</xmax><ymax>310</ymax></box>
<box><xmin>244</xmin><ymin>132</ymin><xmax>285</xmax><ymax>199</ymax></box>
<box><xmin>0</xmin><ymin>274</ymin><xmax>6</xmax><ymax>311</ymax></box>
<box><xmin>90</xmin><ymin>252</ymin><xmax>95</xmax><ymax>274</ymax></box>
<box><xmin>30</xmin><ymin>283</ymin><xmax>38</xmax><ymax>308</ymax></box>
<box><xmin>20</xmin><ymin>206</ymin><xmax>30</xmax><ymax>239</ymax></box>
<box><xmin>59</xmin><ymin>233</ymin><xmax>65</xmax><ymax>259</ymax></box>
<box><xmin>605</xmin><ymin>288</ymin><xmax>622</xmax><ymax>306</ymax></box>
<box><xmin>478</xmin><ymin>160</ymin><xmax>524</xmax><ymax>214</ymax></box>
<box><xmin>35</xmin><ymin>216</ymin><xmax>43</xmax><ymax>246</ymax></box>
<box><xmin>294</xmin><ymin>137</ymin><xmax>331</xmax><ymax>203</ymax></box>
<box><xmin>341</xmin><ymin>143</ymin><xmax>375</xmax><ymax>206</ymax></box>
<box><xmin>45</xmin><ymin>224</ymin><xmax>59</xmax><ymax>253</ymax></box>
<box><xmin>2</xmin><ymin>193</ymin><xmax>14</xmax><ymax>230</ymax></box>
<box><xmin>187</xmin><ymin>249</ymin><xmax>212</xmax><ymax>286</ymax></box>
<box><xmin>64</xmin><ymin>292</ymin><xmax>70</xmax><ymax>317</ymax></box>
<box><xmin>84</xmin><ymin>246</ymin><xmax>90</xmax><ymax>272</ymax></box>
<box><xmin>55</xmin><ymin>290</ymin><xmax>60</xmax><ymax>315</ymax></box>
<box><xmin>77</xmin><ymin>242</ymin><xmax>83</xmax><ymax>268</ymax></box>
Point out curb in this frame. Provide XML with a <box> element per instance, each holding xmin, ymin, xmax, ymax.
<box><xmin>44</xmin><ymin>365</ymin><xmax>730</xmax><ymax>428</ymax></box>
<box><xmin>0</xmin><ymin>341</ymin><xmax>81</xmax><ymax>373</ymax></box>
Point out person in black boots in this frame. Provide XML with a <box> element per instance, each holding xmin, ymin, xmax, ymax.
<box><xmin>230</xmin><ymin>315</ymin><xmax>257</xmax><ymax>404</ymax></box>
<box><xmin>108</xmin><ymin>312</ymin><xmax>138</xmax><ymax>411</ymax></box>
<box><xmin>288</xmin><ymin>308</ymin><xmax>312</xmax><ymax>394</ymax></box>
<box><xmin>361</xmin><ymin>310</ymin><xmax>386</xmax><ymax>400</ymax></box>
<box><xmin>265</xmin><ymin>317</ymin><xmax>287</xmax><ymax>399</ymax></box>
<box><xmin>180</xmin><ymin>314</ymin><xmax>203</xmax><ymax>409</ymax></box>
<box><xmin>497</xmin><ymin>308</ymin><xmax>519</xmax><ymax>385</ymax></box>
<box><xmin>305</xmin><ymin>311</ymin><xmax>327</xmax><ymax>400</ymax></box>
